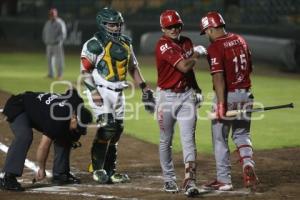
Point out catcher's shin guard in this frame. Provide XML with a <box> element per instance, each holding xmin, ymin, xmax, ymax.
<box><xmin>104</xmin><ymin>143</ymin><xmax>117</xmax><ymax>177</ymax></box>
<box><xmin>91</xmin><ymin>117</ymin><xmax>121</xmax><ymax>171</ymax></box>
<box><xmin>91</xmin><ymin>141</ymin><xmax>109</xmax><ymax>170</ymax></box>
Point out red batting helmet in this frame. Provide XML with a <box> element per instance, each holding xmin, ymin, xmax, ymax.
<box><xmin>160</xmin><ymin>10</ymin><xmax>183</xmax><ymax>28</ymax></box>
<box><xmin>200</xmin><ymin>11</ymin><xmax>225</xmax><ymax>35</ymax></box>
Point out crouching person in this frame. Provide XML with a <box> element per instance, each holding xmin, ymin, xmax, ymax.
<box><xmin>0</xmin><ymin>89</ymin><xmax>92</xmax><ymax>191</ymax></box>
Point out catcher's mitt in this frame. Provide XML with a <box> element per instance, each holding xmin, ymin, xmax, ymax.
<box><xmin>142</xmin><ymin>89</ymin><xmax>156</xmax><ymax>114</ymax></box>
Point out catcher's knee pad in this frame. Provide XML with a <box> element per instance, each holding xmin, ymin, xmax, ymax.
<box><xmin>110</xmin><ymin>120</ymin><xmax>124</xmax><ymax>144</ymax></box>
<box><xmin>96</xmin><ymin>113</ymin><xmax>120</xmax><ymax>141</ymax></box>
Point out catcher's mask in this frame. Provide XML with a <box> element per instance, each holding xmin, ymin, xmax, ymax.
<box><xmin>96</xmin><ymin>7</ymin><xmax>124</xmax><ymax>39</ymax></box>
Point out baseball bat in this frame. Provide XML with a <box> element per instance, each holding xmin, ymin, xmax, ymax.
<box><xmin>209</xmin><ymin>103</ymin><xmax>294</xmax><ymax>119</ymax></box>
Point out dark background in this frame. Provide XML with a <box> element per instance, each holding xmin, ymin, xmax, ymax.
<box><xmin>0</xmin><ymin>0</ymin><xmax>299</xmax><ymax>68</ymax></box>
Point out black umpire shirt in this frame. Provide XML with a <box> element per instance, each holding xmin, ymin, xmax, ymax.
<box><xmin>3</xmin><ymin>90</ymin><xmax>83</xmax><ymax>145</ymax></box>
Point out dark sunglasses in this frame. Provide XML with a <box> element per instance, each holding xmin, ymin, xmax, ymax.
<box><xmin>165</xmin><ymin>24</ymin><xmax>182</xmax><ymax>30</ymax></box>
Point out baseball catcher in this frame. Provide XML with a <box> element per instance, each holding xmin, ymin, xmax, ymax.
<box><xmin>80</xmin><ymin>7</ymin><xmax>153</xmax><ymax>184</ymax></box>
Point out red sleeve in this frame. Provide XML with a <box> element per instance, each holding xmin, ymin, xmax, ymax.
<box><xmin>81</xmin><ymin>57</ymin><xmax>93</xmax><ymax>71</ymax></box>
<box><xmin>207</xmin><ymin>44</ymin><xmax>224</xmax><ymax>74</ymax></box>
<box><xmin>157</xmin><ymin>41</ymin><xmax>183</xmax><ymax>67</ymax></box>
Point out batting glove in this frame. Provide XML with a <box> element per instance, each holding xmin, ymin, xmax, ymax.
<box><xmin>195</xmin><ymin>93</ymin><xmax>203</xmax><ymax>108</ymax></box>
<box><xmin>193</xmin><ymin>45</ymin><xmax>207</xmax><ymax>55</ymax></box>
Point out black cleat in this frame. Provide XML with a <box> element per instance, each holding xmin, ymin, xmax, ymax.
<box><xmin>52</xmin><ymin>172</ymin><xmax>81</xmax><ymax>185</ymax></box>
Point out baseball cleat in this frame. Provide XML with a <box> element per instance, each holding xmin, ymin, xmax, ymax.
<box><xmin>163</xmin><ymin>181</ymin><xmax>179</xmax><ymax>193</ymax></box>
<box><xmin>184</xmin><ymin>184</ymin><xmax>200</xmax><ymax>197</ymax></box>
<box><xmin>110</xmin><ymin>173</ymin><xmax>130</xmax><ymax>183</ymax></box>
<box><xmin>93</xmin><ymin>169</ymin><xmax>109</xmax><ymax>184</ymax></box>
<box><xmin>243</xmin><ymin>165</ymin><xmax>259</xmax><ymax>191</ymax></box>
<box><xmin>52</xmin><ymin>172</ymin><xmax>81</xmax><ymax>185</ymax></box>
<box><xmin>203</xmin><ymin>179</ymin><xmax>233</xmax><ymax>191</ymax></box>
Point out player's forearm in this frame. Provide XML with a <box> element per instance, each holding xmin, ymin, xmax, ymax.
<box><xmin>212</xmin><ymin>72</ymin><xmax>226</xmax><ymax>104</ymax></box>
<box><xmin>36</xmin><ymin>135</ymin><xmax>52</xmax><ymax>170</ymax></box>
<box><xmin>129</xmin><ymin>66</ymin><xmax>146</xmax><ymax>85</ymax></box>
<box><xmin>176</xmin><ymin>58</ymin><xmax>197</xmax><ymax>73</ymax></box>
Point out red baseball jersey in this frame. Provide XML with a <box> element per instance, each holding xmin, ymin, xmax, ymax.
<box><xmin>207</xmin><ymin>33</ymin><xmax>252</xmax><ymax>91</ymax></box>
<box><xmin>155</xmin><ymin>35</ymin><xmax>195</xmax><ymax>90</ymax></box>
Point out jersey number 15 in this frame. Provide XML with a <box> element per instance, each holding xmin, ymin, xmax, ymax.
<box><xmin>233</xmin><ymin>53</ymin><xmax>247</xmax><ymax>73</ymax></box>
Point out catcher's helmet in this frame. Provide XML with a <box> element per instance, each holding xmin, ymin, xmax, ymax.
<box><xmin>160</xmin><ymin>10</ymin><xmax>183</xmax><ymax>28</ymax></box>
<box><xmin>200</xmin><ymin>11</ymin><xmax>225</xmax><ymax>35</ymax></box>
<box><xmin>96</xmin><ymin>7</ymin><xmax>124</xmax><ymax>38</ymax></box>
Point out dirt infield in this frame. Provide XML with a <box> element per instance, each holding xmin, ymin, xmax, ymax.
<box><xmin>0</xmin><ymin>90</ymin><xmax>299</xmax><ymax>200</ymax></box>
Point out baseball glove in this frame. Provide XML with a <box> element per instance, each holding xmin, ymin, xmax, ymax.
<box><xmin>142</xmin><ymin>89</ymin><xmax>156</xmax><ymax>114</ymax></box>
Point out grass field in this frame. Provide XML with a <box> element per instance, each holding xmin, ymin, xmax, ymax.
<box><xmin>0</xmin><ymin>52</ymin><xmax>299</xmax><ymax>154</ymax></box>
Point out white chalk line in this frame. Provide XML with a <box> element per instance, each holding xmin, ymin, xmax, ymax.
<box><xmin>0</xmin><ymin>141</ymin><xmax>52</xmax><ymax>177</ymax></box>
<box><xmin>26</xmin><ymin>189</ymin><xmax>138</xmax><ymax>200</ymax></box>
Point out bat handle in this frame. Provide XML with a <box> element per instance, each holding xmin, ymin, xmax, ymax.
<box><xmin>208</xmin><ymin>109</ymin><xmax>245</xmax><ymax>119</ymax></box>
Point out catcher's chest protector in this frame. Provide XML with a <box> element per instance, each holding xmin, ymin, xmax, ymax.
<box><xmin>96</xmin><ymin>38</ymin><xmax>130</xmax><ymax>82</ymax></box>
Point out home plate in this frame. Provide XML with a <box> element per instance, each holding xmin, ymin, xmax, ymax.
<box><xmin>31</xmin><ymin>186</ymin><xmax>78</xmax><ymax>192</ymax></box>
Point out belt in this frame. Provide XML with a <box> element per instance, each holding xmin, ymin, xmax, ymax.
<box><xmin>97</xmin><ymin>85</ymin><xmax>123</xmax><ymax>92</ymax></box>
<box><xmin>228</xmin><ymin>88</ymin><xmax>250</xmax><ymax>93</ymax></box>
<box><xmin>162</xmin><ymin>87</ymin><xmax>190</xmax><ymax>93</ymax></box>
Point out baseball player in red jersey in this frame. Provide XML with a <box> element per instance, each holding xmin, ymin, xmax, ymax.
<box><xmin>155</xmin><ymin>10</ymin><xmax>207</xmax><ymax>197</ymax></box>
<box><xmin>199</xmin><ymin>12</ymin><xmax>259</xmax><ymax>191</ymax></box>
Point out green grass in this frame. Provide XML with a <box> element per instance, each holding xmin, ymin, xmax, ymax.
<box><xmin>0</xmin><ymin>52</ymin><xmax>299</xmax><ymax>154</ymax></box>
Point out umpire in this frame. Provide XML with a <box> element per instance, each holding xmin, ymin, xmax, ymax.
<box><xmin>0</xmin><ymin>89</ymin><xmax>92</xmax><ymax>191</ymax></box>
